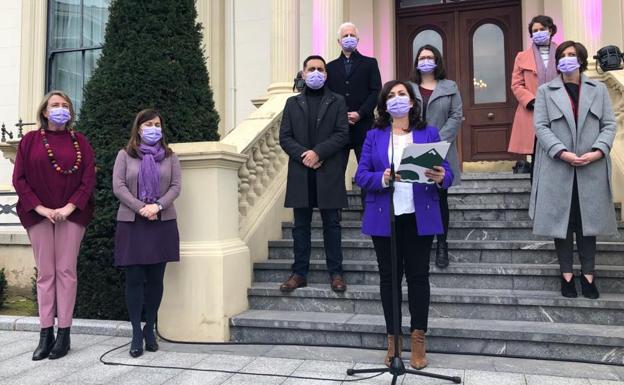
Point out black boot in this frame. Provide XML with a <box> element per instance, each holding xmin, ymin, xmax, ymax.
<box><xmin>32</xmin><ymin>327</ymin><xmax>55</xmax><ymax>361</ymax></box>
<box><xmin>580</xmin><ymin>274</ymin><xmax>600</xmax><ymax>299</ymax></box>
<box><xmin>560</xmin><ymin>276</ymin><xmax>578</xmax><ymax>298</ymax></box>
<box><xmin>435</xmin><ymin>241</ymin><xmax>449</xmax><ymax>268</ymax></box>
<box><xmin>143</xmin><ymin>324</ymin><xmax>159</xmax><ymax>352</ymax></box>
<box><xmin>48</xmin><ymin>327</ymin><xmax>70</xmax><ymax>359</ymax></box>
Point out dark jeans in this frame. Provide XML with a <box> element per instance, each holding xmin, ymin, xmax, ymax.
<box><xmin>372</xmin><ymin>214</ymin><xmax>434</xmax><ymax>334</ymax></box>
<box><xmin>125</xmin><ymin>263</ymin><xmax>167</xmax><ymax>342</ymax></box>
<box><xmin>435</xmin><ymin>188</ymin><xmax>449</xmax><ymax>243</ymax></box>
<box><xmin>292</xmin><ymin>208</ymin><xmax>343</xmax><ymax>278</ymax></box>
<box><xmin>555</xmin><ymin>174</ymin><xmax>596</xmax><ymax>274</ymax></box>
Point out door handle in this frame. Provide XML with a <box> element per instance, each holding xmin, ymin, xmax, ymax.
<box><xmin>487</xmin><ymin>112</ymin><xmax>495</xmax><ymax>120</ymax></box>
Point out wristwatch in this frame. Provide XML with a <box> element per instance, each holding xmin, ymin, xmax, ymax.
<box><xmin>155</xmin><ymin>201</ymin><xmax>164</xmax><ymax>211</ymax></box>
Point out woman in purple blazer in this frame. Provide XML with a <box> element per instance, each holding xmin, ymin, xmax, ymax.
<box><xmin>355</xmin><ymin>80</ymin><xmax>453</xmax><ymax>370</ymax></box>
<box><xmin>112</xmin><ymin>109</ymin><xmax>181</xmax><ymax>358</ymax></box>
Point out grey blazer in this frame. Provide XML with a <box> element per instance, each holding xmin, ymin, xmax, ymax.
<box><xmin>530</xmin><ymin>74</ymin><xmax>617</xmax><ymax>238</ymax></box>
<box><xmin>112</xmin><ymin>149</ymin><xmax>181</xmax><ymax>222</ymax></box>
<box><xmin>410</xmin><ymin>79</ymin><xmax>463</xmax><ymax>186</ymax></box>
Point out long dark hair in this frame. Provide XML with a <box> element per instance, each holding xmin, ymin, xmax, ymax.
<box><xmin>373</xmin><ymin>80</ymin><xmax>427</xmax><ymax>131</ymax></box>
<box><xmin>125</xmin><ymin>109</ymin><xmax>173</xmax><ymax>158</ymax></box>
<box><xmin>410</xmin><ymin>44</ymin><xmax>446</xmax><ymax>84</ymax></box>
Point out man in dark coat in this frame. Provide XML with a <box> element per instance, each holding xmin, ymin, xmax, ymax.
<box><xmin>279</xmin><ymin>55</ymin><xmax>350</xmax><ymax>293</ymax></box>
<box><xmin>327</xmin><ymin>22</ymin><xmax>382</xmax><ymax>163</ymax></box>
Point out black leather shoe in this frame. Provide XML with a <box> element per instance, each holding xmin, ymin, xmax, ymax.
<box><xmin>580</xmin><ymin>274</ymin><xmax>600</xmax><ymax>299</ymax></box>
<box><xmin>143</xmin><ymin>326</ymin><xmax>159</xmax><ymax>352</ymax></box>
<box><xmin>560</xmin><ymin>276</ymin><xmax>578</xmax><ymax>298</ymax></box>
<box><xmin>435</xmin><ymin>241</ymin><xmax>449</xmax><ymax>268</ymax></box>
<box><xmin>32</xmin><ymin>327</ymin><xmax>55</xmax><ymax>361</ymax></box>
<box><xmin>48</xmin><ymin>327</ymin><xmax>70</xmax><ymax>359</ymax></box>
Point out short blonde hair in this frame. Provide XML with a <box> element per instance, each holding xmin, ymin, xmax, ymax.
<box><xmin>36</xmin><ymin>90</ymin><xmax>76</xmax><ymax>130</ymax></box>
<box><xmin>337</xmin><ymin>22</ymin><xmax>359</xmax><ymax>38</ymax></box>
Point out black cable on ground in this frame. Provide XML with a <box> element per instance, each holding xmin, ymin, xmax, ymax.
<box><xmin>98</xmin><ymin>340</ymin><xmax>385</xmax><ymax>383</ymax></box>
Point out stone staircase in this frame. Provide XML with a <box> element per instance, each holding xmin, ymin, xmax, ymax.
<box><xmin>230</xmin><ymin>173</ymin><xmax>624</xmax><ymax>364</ymax></box>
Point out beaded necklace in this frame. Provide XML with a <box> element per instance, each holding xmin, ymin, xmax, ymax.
<box><xmin>40</xmin><ymin>128</ymin><xmax>82</xmax><ymax>175</ymax></box>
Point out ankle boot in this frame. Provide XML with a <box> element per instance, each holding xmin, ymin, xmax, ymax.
<box><xmin>580</xmin><ymin>274</ymin><xmax>600</xmax><ymax>299</ymax></box>
<box><xmin>143</xmin><ymin>325</ymin><xmax>159</xmax><ymax>352</ymax></box>
<box><xmin>560</xmin><ymin>276</ymin><xmax>577</xmax><ymax>298</ymax></box>
<box><xmin>435</xmin><ymin>241</ymin><xmax>449</xmax><ymax>268</ymax></box>
<box><xmin>48</xmin><ymin>327</ymin><xmax>70</xmax><ymax>359</ymax></box>
<box><xmin>32</xmin><ymin>327</ymin><xmax>55</xmax><ymax>361</ymax></box>
<box><xmin>410</xmin><ymin>330</ymin><xmax>428</xmax><ymax>369</ymax></box>
<box><xmin>384</xmin><ymin>334</ymin><xmax>403</xmax><ymax>367</ymax></box>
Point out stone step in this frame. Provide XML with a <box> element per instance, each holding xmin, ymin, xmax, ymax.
<box><xmin>352</xmin><ymin>172</ymin><xmax>532</xmax><ymax>189</ymax></box>
<box><xmin>266</xmin><ymin>239</ymin><xmax>624</xmax><ymax>265</ymax></box>
<box><xmin>280</xmin><ymin>221</ymin><xmax>624</xmax><ymax>242</ymax></box>
<box><xmin>253</xmin><ymin>260</ymin><xmax>624</xmax><ymax>294</ymax></box>
<box><xmin>247</xmin><ymin>284</ymin><xmax>624</xmax><ymax>326</ymax></box>
<box><xmin>347</xmin><ymin>190</ymin><xmax>532</xmax><ymax>207</ymax></box>
<box><xmin>229</xmin><ymin>310</ymin><xmax>624</xmax><ymax>364</ymax></box>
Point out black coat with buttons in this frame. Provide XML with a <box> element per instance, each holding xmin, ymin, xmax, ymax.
<box><xmin>327</xmin><ymin>50</ymin><xmax>382</xmax><ymax>147</ymax></box>
<box><xmin>279</xmin><ymin>87</ymin><xmax>350</xmax><ymax>209</ymax></box>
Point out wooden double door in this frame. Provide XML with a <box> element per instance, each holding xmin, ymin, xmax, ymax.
<box><xmin>396</xmin><ymin>0</ymin><xmax>523</xmax><ymax>162</ymax></box>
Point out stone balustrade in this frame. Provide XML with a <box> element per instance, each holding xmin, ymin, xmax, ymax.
<box><xmin>603</xmin><ymin>69</ymin><xmax>624</xmax><ymax>220</ymax></box>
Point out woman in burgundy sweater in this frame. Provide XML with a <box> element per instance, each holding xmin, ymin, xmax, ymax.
<box><xmin>12</xmin><ymin>91</ymin><xmax>95</xmax><ymax>361</ymax></box>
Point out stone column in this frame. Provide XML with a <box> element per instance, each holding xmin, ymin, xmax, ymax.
<box><xmin>267</xmin><ymin>0</ymin><xmax>300</xmax><ymax>95</ymax></box>
<box><xmin>18</xmin><ymin>0</ymin><xmax>47</xmax><ymax>127</ymax></box>
<box><xmin>312</xmin><ymin>0</ymin><xmax>344</xmax><ymax>61</ymax></box>
<box><xmin>159</xmin><ymin>142</ymin><xmax>250</xmax><ymax>342</ymax></box>
<box><xmin>196</xmin><ymin>0</ymin><xmax>227</xmax><ymax>137</ymax></box>
<box><xmin>561</xmin><ymin>0</ymin><xmax>602</xmax><ymax>55</ymax></box>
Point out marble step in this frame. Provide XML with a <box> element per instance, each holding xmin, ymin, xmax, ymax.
<box><xmin>267</xmin><ymin>239</ymin><xmax>624</xmax><ymax>265</ymax></box>
<box><xmin>253</xmin><ymin>260</ymin><xmax>624</xmax><ymax>294</ymax></box>
<box><xmin>352</xmin><ymin>172</ymin><xmax>532</xmax><ymax>189</ymax></box>
<box><xmin>280</xmin><ymin>221</ymin><xmax>624</xmax><ymax>242</ymax></box>
<box><xmin>246</xmin><ymin>284</ymin><xmax>624</xmax><ymax>326</ymax></box>
<box><xmin>347</xmin><ymin>190</ymin><xmax>532</xmax><ymax>207</ymax></box>
<box><xmin>313</xmin><ymin>207</ymin><xmax>533</xmax><ymax>221</ymax></box>
<box><xmin>229</xmin><ymin>310</ymin><xmax>624</xmax><ymax>364</ymax></box>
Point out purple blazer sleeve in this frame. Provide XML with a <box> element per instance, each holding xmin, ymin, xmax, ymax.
<box><xmin>157</xmin><ymin>153</ymin><xmax>181</xmax><ymax>209</ymax></box>
<box><xmin>355</xmin><ymin>130</ymin><xmax>386</xmax><ymax>192</ymax></box>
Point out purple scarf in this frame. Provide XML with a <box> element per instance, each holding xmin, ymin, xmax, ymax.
<box><xmin>138</xmin><ymin>143</ymin><xmax>165</xmax><ymax>203</ymax></box>
<box><xmin>532</xmin><ymin>42</ymin><xmax>558</xmax><ymax>85</ymax></box>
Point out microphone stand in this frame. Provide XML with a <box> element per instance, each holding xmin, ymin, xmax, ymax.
<box><xmin>347</xmin><ymin>125</ymin><xmax>461</xmax><ymax>385</ymax></box>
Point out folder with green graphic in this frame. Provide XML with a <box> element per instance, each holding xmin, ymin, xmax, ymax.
<box><xmin>397</xmin><ymin>141</ymin><xmax>450</xmax><ymax>184</ymax></box>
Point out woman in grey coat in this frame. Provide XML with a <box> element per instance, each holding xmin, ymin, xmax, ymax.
<box><xmin>530</xmin><ymin>41</ymin><xmax>617</xmax><ymax>299</ymax></box>
<box><xmin>410</xmin><ymin>45</ymin><xmax>463</xmax><ymax>268</ymax></box>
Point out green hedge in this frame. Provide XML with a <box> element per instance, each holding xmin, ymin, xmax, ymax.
<box><xmin>74</xmin><ymin>0</ymin><xmax>219</xmax><ymax>319</ymax></box>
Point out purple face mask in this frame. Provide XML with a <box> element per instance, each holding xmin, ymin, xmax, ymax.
<box><xmin>341</xmin><ymin>36</ymin><xmax>358</xmax><ymax>52</ymax></box>
<box><xmin>141</xmin><ymin>126</ymin><xmax>162</xmax><ymax>145</ymax></box>
<box><xmin>386</xmin><ymin>95</ymin><xmax>411</xmax><ymax>118</ymax></box>
<box><xmin>48</xmin><ymin>107</ymin><xmax>71</xmax><ymax>125</ymax></box>
<box><xmin>305</xmin><ymin>70</ymin><xmax>326</xmax><ymax>90</ymax></box>
<box><xmin>417</xmin><ymin>59</ymin><xmax>437</xmax><ymax>74</ymax></box>
<box><xmin>532</xmin><ymin>30</ymin><xmax>551</xmax><ymax>46</ymax></box>
<box><xmin>557</xmin><ymin>56</ymin><xmax>580</xmax><ymax>74</ymax></box>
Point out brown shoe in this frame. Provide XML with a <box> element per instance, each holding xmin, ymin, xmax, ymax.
<box><xmin>385</xmin><ymin>334</ymin><xmax>403</xmax><ymax>367</ymax></box>
<box><xmin>410</xmin><ymin>329</ymin><xmax>428</xmax><ymax>369</ymax></box>
<box><xmin>330</xmin><ymin>275</ymin><xmax>347</xmax><ymax>292</ymax></box>
<box><xmin>279</xmin><ymin>274</ymin><xmax>307</xmax><ymax>292</ymax></box>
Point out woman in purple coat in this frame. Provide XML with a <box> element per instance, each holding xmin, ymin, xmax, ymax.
<box><xmin>355</xmin><ymin>80</ymin><xmax>453</xmax><ymax>369</ymax></box>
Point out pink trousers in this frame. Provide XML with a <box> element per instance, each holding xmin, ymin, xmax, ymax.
<box><xmin>27</xmin><ymin>220</ymin><xmax>85</xmax><ymax>328</ymax></box>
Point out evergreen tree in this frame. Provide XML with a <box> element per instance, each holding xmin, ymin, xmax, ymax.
<box><xmin>74</xmin><ymin>0</ymin><xmax>219</xmax><ymax>319</ymax></box>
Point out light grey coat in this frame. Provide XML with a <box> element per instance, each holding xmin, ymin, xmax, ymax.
<box><xmin>112</xmin><ymin>149</ymin><xmax>181</xmax><ymax>222</ymax></box>
<box><xmin>410</xmin><ymin>79</ymin><xmax>463</xmax><ymax>186</ymax></box>
<box><xmin>530</xmin><ymin>74</ymin><xmax>617</xmax><ymax>238</ymax></box>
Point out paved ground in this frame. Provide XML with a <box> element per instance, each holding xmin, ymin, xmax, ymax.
<box><xmin>1</xmin><ymin>330</ymin><xmax>624</xmax><ymax>385</ymax></box>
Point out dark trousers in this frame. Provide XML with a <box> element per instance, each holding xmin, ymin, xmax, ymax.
<box><xmin>436</xmin><ymin>188</ymin><xmax>450</xmax><ymax>243</ymax></box>
<box><xmin>125</xmin><ymin>263</ymin><xmax>167</xmax><ymax>342</ymax></box>
<box><xmin>292</xmin><ymin>208</ymin><xmax>343</xmax><ymax>278</ymax></box>
<box><xmin>555</xmin><ymin>175</ymin><xmax>596</xmax><ymax>274</ymax></box>
<box><xmin>372</xmin><ymin>214</ymin><xmax>434</xmax><ymax>334</ymax></box>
